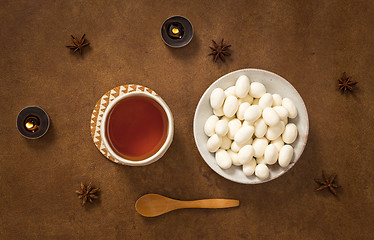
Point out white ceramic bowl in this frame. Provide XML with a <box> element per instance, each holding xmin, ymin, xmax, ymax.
<box><xmin>101</xmin><ymin>91</ymin><xmax>174</xmax><ymax>166</ymax></box>
<box><xmin>193</xmin><ymin>69</ymin><xmax>309</xmax><ymax>184</ymax></box>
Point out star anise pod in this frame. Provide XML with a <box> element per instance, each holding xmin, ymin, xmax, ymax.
<box><xmin>209</xmin><ymin>39</ymin><xmax>231</xmax><ymax>62</ymax></box>
<box><xmin>66</xmin><ymin>34</ymin><xmax>89</xmax><ymax>54</ymax></box>
<box><xmin>338</xmin><ymin>72</ymin><xmax>357</xmax><ymax>93</ymax></box>
<box><xmin>314</xmin><ymin>171</ymin><xmax>340</xmax><ymax>196</ymax></box>
<box><xmin>75</xmin><ymin>182</ymin><xmax>99</xmax><ymax>206</ymax></box>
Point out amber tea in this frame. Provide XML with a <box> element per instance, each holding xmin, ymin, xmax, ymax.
<box><xmin>105</xmin><ymin>95</ymin><xmax>168</xmax><ymax>161</ymax></box>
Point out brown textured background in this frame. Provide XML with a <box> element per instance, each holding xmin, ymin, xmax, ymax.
<box><xmin>1</xmin><ymin>0</ymin><xmax>373</xmax><ymax>239</ymax></box>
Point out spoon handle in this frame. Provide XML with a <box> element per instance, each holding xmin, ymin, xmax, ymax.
<box><xmin>175</xmin><ymin>199</ymin><xmax>239</xmax><ymax>209</ymax></box>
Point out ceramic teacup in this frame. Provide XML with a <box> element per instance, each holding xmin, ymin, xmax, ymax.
<box><xmin>101</xmin><ymin>89</ymin><xmax>174</xmax><ymax>166</ymax></box>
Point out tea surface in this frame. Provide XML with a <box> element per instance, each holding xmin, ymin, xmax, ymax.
<box><xmin>106</xmin><ymin>95</ymin><xmax>168</xmax><ymax>161</ymax></box>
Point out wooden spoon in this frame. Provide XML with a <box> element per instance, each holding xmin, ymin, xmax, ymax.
<box><xmin>135</xmin><ymin>194</ymin><xmax>239</xmax><ymax>217</ymax></box>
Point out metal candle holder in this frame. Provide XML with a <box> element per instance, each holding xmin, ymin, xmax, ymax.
<box><xmin>161</xmin><ymin>16</ymin><xmax>194</xmax><ymax>48</ymax></box>
<box><xmin>16</xmin><ymin>106</ymin><xmax>50</xmax><ymax>139</ymax></box>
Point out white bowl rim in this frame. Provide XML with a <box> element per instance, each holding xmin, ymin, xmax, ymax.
<box><xmin>193</xmin><ymin>68</ymin><xmax>309</xmax><ymax>184</ymax></box>
<box><xmin>101</xmin><ymin>91</ymin><xmax>174</xmax><ymax>166</ymax></box>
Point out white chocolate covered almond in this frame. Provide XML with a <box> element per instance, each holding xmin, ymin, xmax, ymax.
<box><xmin>235</xmin><ymin>75</ymin><xmax>250</xmax><ymax>98</ymax></box>
<box><xmin>215</xmin><ymin>149</ymin><xmax>232</xmax><ymax>169</ymax></box>
<box><xmin>259</xmin><ymin>93</ymin><xmax>273</xmax><ymax>109</ymax></box>
<box><xmin>243</xmin><ymin>158</ymin><xmax>256</xmax><ymax>176</ymax></box>
<box><xmin>238</xmin><ymin>145</ymin><xmax>254</xmax><ymax>165</ymax></box>
<box><xmin>244</xmin><ymin>105</ymin><xmax>262</xmax><ymax>123</ymax></box>
<box><xmin>262</xmin><ymin>107</ymin><xmax>280</xmax><ymax>127</ymax></box>
<box><xmin>282</xmin><ymin>123</ymin><xmax>298</xmax><ymax>144</ymax></box>
<box><xmin>210</xmin><ymin>88</ymin><xmax>225</xmax><ymax>110</ymax></box>
<box><xmin>266</xmin><ymin>121</ymin><xmax>285</xmax><ymax>140</ymax></box>
<box><xmin>223</xmin><ymin>96</ymin><xmax>239</xmax><ymax>118</ymax></box>
<box><xmin>282</xmin><ymin>98</ymin><xmax>297</xmax><ymax>118</ymax></box>
<box><xmin>215</xmin><ymin>119</ymin><xmax>228</xmax><ymax>137</ymax></box>
<box><xmin>249</xmin><ymin>82</ymin><xmax>266</xmax><ymax>98</ymax></box>
<box><xmin>254</xmin><ymin>118</ymin><xmax>267</xmax><ymax>138</ymax></box>
<box><xmin>234</xmin><ymin>126</ymin><xmax>254</xmax><ymax>145</ymax></box>
<box><xmin>204</xmin><ymin>115</ymin><xmax>219</xmax><ymax>137</ymax></box>
<box><xmin>279</xmin><ymin>145</ymin><xmax>293</xmax><ymax>167</ymax></box>
<box><xmin>207</xmin><ymin>134</ymin><xmax>222</xmax><ymax>153</ymax></box>
<box><xmin>264</xmin><ymin>144</ymin><xmax>278</xmax><ymax>165</ymax></box>
<box><xmin>255</xmin><ymin>163</ymin><xmax>269</xmax><ymax>179</ymax></box>
<box><xmin>252</xmin><ymin>137</ymin><xmax>268</xmax><ymax>157</ymax></box>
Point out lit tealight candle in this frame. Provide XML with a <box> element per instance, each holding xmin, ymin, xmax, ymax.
<box><xmin>161</xmin><ymin>16</ymin><xmax>193</xmax><ymax>48</ymax></box>
<box><xmin>17</xmin><ymin>106</ymin><xmax>49</xmax><ymax>139</ymax></box>
<box><xmin>168</xmin><ymin>23</ymin><xmax>184</xmax><ymax>39</ymax></box>
<box><xmin>24</xmin><ymin>115</ymin><xmax>39</xmax><ymax>132</ymax></box>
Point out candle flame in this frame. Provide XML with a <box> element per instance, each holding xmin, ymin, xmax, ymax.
<box><xmin>24</xmin><ymin>116</ymin><xmax>39</xmax><ymax>131</ymax></box>
<box><xmin>25</xmin><ymin>122</ymin><xmax>34</xmax><ymax>129</ymax></box>
<box><xmin>172</xmin><ymin>28</ymin><xmax>179</xmax><ymax>35</ymax></box>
